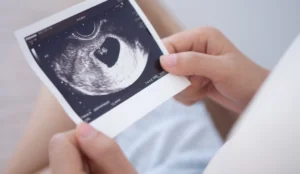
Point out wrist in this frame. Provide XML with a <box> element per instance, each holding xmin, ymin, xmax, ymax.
<box><xmin>245</xmin><ymin>67</ymin><xmax>270</xmax><ymax>108</ymax></box>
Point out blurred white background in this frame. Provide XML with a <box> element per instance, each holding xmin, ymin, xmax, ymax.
<box><xmin>163</xmin><ymin>0</ymin><xmax>300</xmax><ymax>69</ymax></box>
<box><xmin>1</xmin><ymin>0</ymin><xmax>300</xmax><ymax>171</ymax></box>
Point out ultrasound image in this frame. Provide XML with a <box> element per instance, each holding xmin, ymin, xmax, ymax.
<box><xmin>53</xmin><ymin>19</ymin><xmax>149</xmax><ymax>96</ymax></box>
<box><xmin>26</xmin><ymin>0</ymin><xmax>166</xmax><ymax>122</ymax></box>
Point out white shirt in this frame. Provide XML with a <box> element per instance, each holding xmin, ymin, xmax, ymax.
<box><xmin>116</xmin><ymin>99</ymin><xmax>222</xmax><ymax>174</ymax></box>
<box><xmin>204</xmin><ymin>35</ymin><xmax>300</xmax><ymax>174</ymax></box>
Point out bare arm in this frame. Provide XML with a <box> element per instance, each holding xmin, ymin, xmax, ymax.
<box><xmin>4</xmin><ymin>1</ymin><xmax>183</xmax><ymax>173</ymax></box>
<box><xmin>4</xmin><ymin>87</ymin><xmax>76</xmax><ymax>174</ymax></box>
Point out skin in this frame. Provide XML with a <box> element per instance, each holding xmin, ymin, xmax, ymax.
<box><xmin>4</xmin><ymin>1</ymin><xmax>182</xmax><ymax>173</ymax></box>
<box><xmin>4</xmin><ymin>1</ymin><xmax>269</xmax><ymax>173</ymax></box>
<box><xmin>161</xmin><ymin>27</ymin><xmax>270</xmax><ymax>113</ymax></box>
<box><xmin>48</xmin><ymin>28</ymin><xmax>270</xmax><ymax>172</ymax></box>
<box><xmin>48</xmin><ymin>123</ymin><xmax>136</xmax><ymax>174</ymax></box>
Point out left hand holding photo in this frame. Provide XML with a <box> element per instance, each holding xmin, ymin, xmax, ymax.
<box><xmin>49</xmin><ymin>123</ymin><xmax>137</xmax><ymax>174</ymax></box>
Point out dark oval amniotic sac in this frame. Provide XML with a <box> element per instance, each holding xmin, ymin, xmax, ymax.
<box><xmin>94</xmin><ymin>37</ymin><xmax>120</xmax><ymax>68</ymax></box>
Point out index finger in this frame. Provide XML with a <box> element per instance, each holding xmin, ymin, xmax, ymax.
<box><xmin>49</xmin><ymin>131</ymin><xmax>87</xmax><ymax>174</ymax></box>
<box><xmin>163</xmin><ymin>28</ymin><xmax>209</xmax><ymax>54</ymax></box>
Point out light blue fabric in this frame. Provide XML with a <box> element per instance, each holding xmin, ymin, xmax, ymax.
<box><xmin>116</xmin><ymin>99</ymin><xmax>223</xmax><ymax>174</ymax></box>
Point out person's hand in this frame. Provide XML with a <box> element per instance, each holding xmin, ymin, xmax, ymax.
<box><xmin>49</xmin><ymin>123</ymin><xmax>136</xmax><ymax>174</ymax></box>
<box><xmin>160</xmin><ymin>27</ymin><xmax>269</xmax><ymax>113</ymax></box>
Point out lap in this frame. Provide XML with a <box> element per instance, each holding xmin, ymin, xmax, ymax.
<box><xmin>116</xmin><ymin>99</ymin><xmax>223</xmax><ymax>174</ymax></box>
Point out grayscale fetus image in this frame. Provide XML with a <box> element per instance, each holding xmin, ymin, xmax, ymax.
<box><xmin>27</xmin><ymin>0</ymin><xmax>166</xmax><ymax>122</ymax></box>
<box><xmin>53</xmin><ymin>19</ymin><xmax>149</xmax><ymax>96</ymax></box>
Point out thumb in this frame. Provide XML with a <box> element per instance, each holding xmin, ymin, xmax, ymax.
<box><xmin>76</xmin><ymin>123</ymin><xmax>136</xmax><ymax>174</ymax></box>
<box><xmin>160</xmin><ymin>52</ymin><xmax>227</xmax><ymax>81</ymax></box>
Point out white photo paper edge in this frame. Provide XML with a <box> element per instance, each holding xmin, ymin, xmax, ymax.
<box><xmin>15</xmin><ymin>0</ymin><xmax>190</xmax><ymax>137</ymax></box>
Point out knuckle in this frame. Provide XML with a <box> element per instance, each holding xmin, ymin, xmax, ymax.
<box><xmin>162</xmin><ymin>37</ymin><xmax>176</xmax><ymax>53</ymax></box>
<box><xmin>196</xmin><ymin>26</ymin><xmax>225</xmax><ymax>42</ymax></box>
<box><xmin>201</xmin><ymin>26</ymin><xmax>222</xmax><ymax>36</ymax></box>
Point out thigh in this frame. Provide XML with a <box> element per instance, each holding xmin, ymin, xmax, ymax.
<box><xmin>5</xmin><ymin>86</ymin><xmax>75</xmax><ymax>174</ymax></box>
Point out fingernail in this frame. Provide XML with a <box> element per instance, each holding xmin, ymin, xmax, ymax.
<box><xmin>161</xmin><ymin>54</ymin><xmax>178</xmax><ymax>67</ymax></box>
<box><xmin>77</xmin><ymin>123</ymin><xmax>97</xmax><ymax>139</ymax></box>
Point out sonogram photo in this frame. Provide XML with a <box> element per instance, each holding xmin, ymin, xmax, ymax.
<box><xmin>53</xmin><ymin>19</ymin><xmax>148</xmax><ymax>96</ymax></box>
<box><xmin>25</xmin><ymin>0</ymin><xmax>167</xmax><ymax>122</ymax></box>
